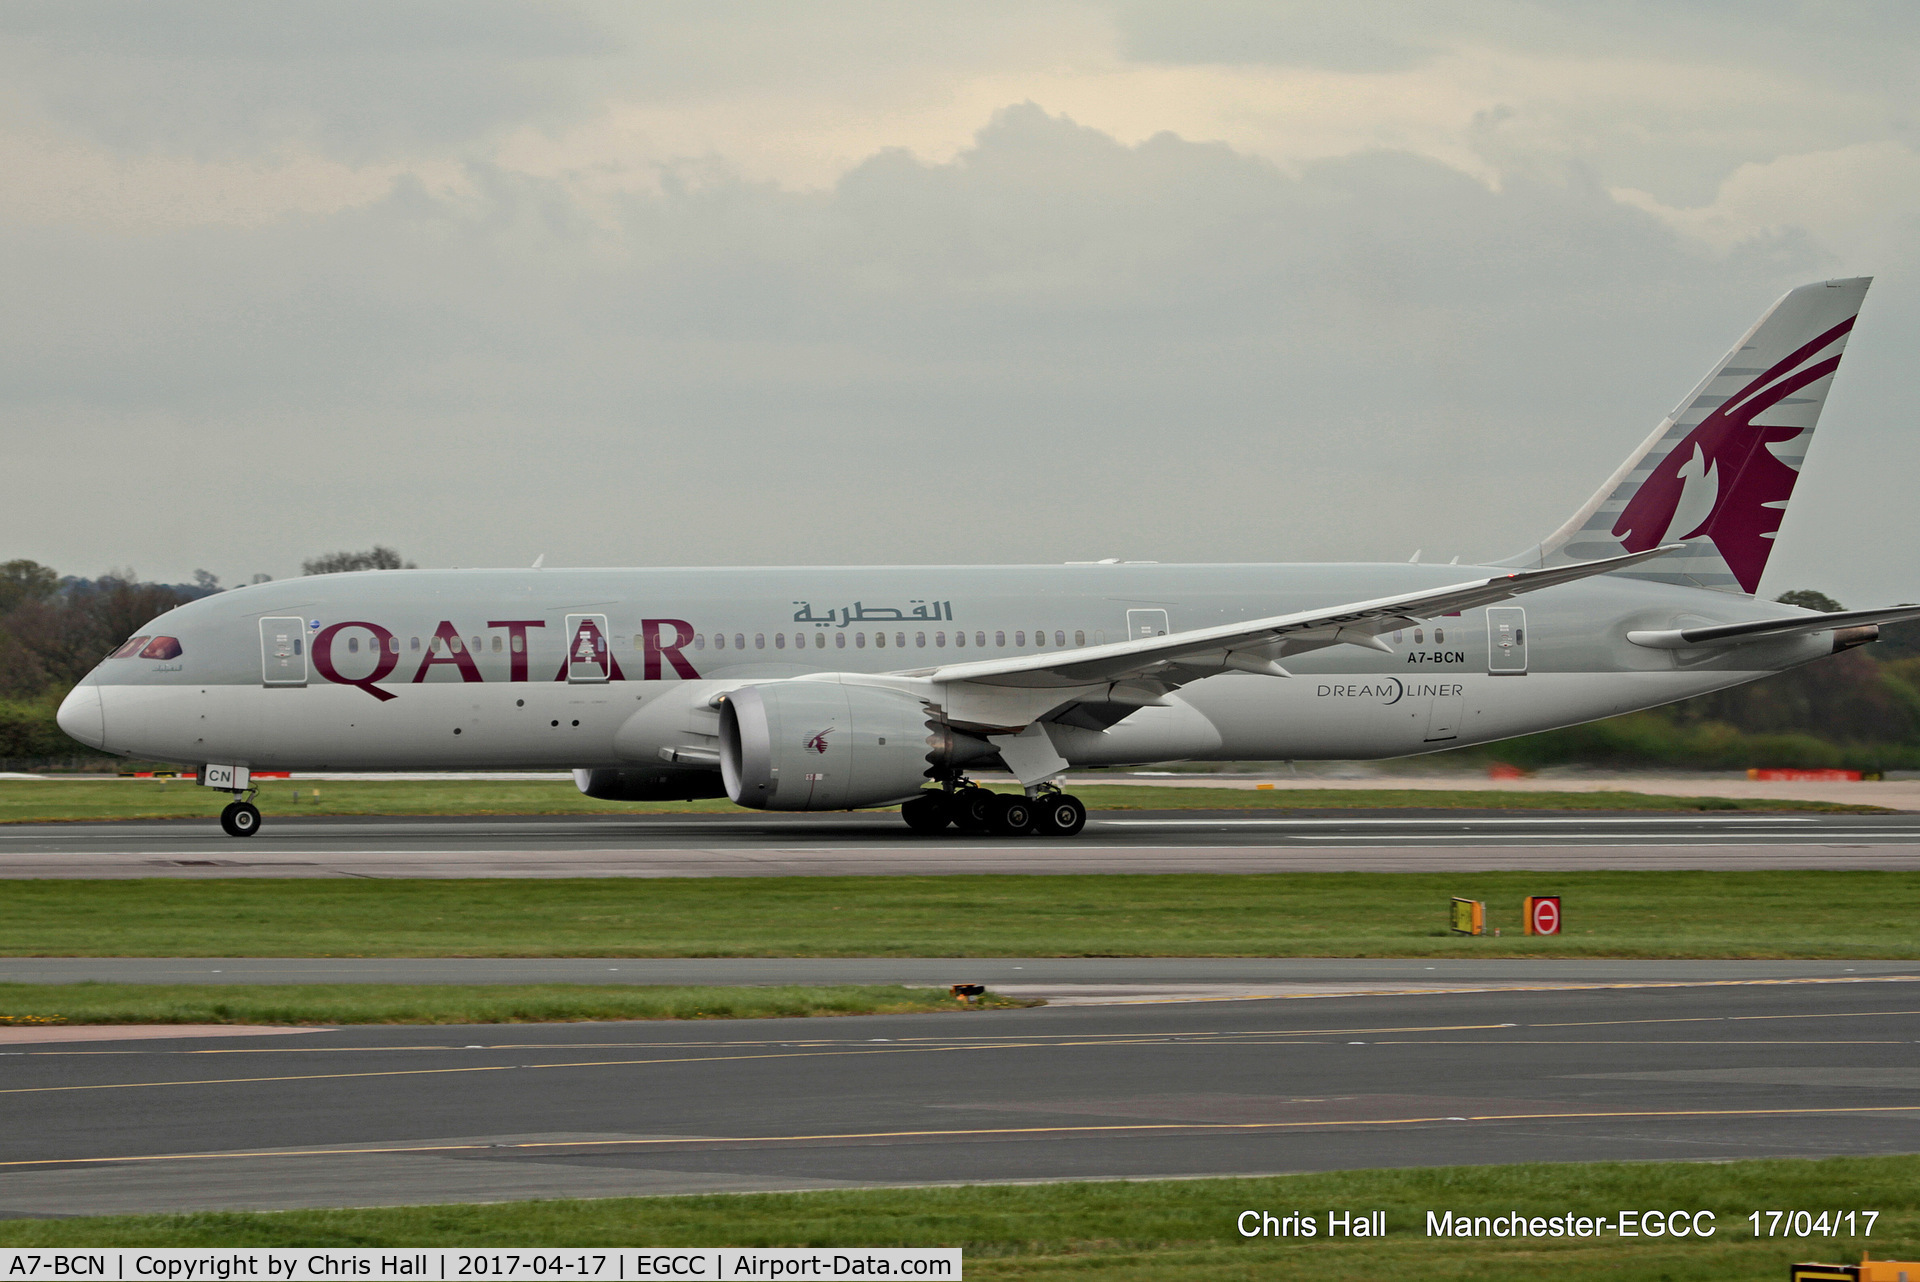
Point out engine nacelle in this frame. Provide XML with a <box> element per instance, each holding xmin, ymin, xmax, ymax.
<box><xmin>718</xmin><ymin>681</ymin><xmax>942</xmax><ymax>811</ymax></box>
<box><xmin>573</xmin><ymin>766</ymin><xmax>729</xmax><ymax>802</ymax></box>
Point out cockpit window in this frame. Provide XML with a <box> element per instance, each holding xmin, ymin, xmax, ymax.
<box><xmin>139</xmin><ymin>636</ymin><xmax>182</xmax><ymax>660</ymax></box>
<box><xmin>110</xmin><ymin>636</ymin><xmax>150</xmax><ymax>659</ymax></box>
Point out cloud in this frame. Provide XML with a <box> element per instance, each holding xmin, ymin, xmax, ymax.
<box><xmin>0</xmin><ymin>5</ymin><xmax>1914</xmax><ymax>607</ymax></box>
<box><xmin>0</xmin><ymin>0</ymin><xmax>618</xmax><ymax>160</ymax></box>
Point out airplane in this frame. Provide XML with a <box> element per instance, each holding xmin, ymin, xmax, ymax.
<box><xmin>58</xmin><ymin>276</ymin><xmax>1920</xmax><ymax>838</ymax></box>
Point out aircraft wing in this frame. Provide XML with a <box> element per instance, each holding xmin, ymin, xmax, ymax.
<box><xmin>1626</xmin><ymin>604</ymin><xmax>1920</xmax><ymax>649</ymax></box>
<box><xmin>921</xmin><ymin>545</ymin><xmax>1679</xmax><ymax>691</ymax></box>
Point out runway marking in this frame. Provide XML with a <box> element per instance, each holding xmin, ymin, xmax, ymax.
<box><xmin>1096</xmin><ymin>816</ymin><xmax>1824</xmax><ymax>826</ymax></box>
<box><xmin>0</xmin><ymin>1063</ymin><xmax>518</xmax><ymax>1095</ymax></box>
<box><xmin>9</xmin><ymin>1006</ymin><xmax>1915</xmax><ymax>1090</ymax></box>
<box><xmin>20</xmin><ymin>992</ymin><xmax>1920</xmax><ymax>1058</ymax></box>
<box><xmin>6</xmin><ymin>1103</ymin><xmax>1920</xmax><ymax>1171</ymax></box>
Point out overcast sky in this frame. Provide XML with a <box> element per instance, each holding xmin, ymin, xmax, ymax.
<box><xmin>2</xmin><ymin>1</ymin><xmax>1916</xmax><ymax>604</ymax></box>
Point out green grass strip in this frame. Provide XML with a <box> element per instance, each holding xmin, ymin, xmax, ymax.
<box><xmin>1</xmin><ymin>871</ymin><xmax>1916</xmax><ymax>958</ymax></box>
<box><xmin>0</xmin><ymin>778</ymin><xmax>1879</xmax><ymax>824</ymax></box>
<box><xmin>1</xmin><ymin>1155</ymin><xmax>1914</xmax><ymax>1280</ymax></box>
<box><xmin>0</xmin><ymin>983</ymin><xmax>1024</xmax><ymax>1025</ymax></box>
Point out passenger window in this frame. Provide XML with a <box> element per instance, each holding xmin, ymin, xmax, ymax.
<box><xmin>735</xmin><ymin>633</ymin><xmax>745</xmax><ymax>650</ymax></box>
<box><xmin>491</xmin><ymin>636</ymin><xmax>502</xmax><ymax>653</ymax></box>
<box><xmin>874</xmin><ymin>632</ymin><xmax>886</xmax><ymax>648</ymax></box>
<box><xmin>835</xmin><ymin>632</ymin><xmax>846</xmax><ymax>648</ymax></box>
<box><xmin>140</xmin><ymin>636</ymin><xmax>182</xmax><ymax>660</ymax></box>
<box><xmin>1435</xmin><ymin>628</ymin><xmax>1446</xmax><ymax>644</ymax></box>
<box><xmin>955</xmin><ymin>631</ymin><xmax>966</xmax><ymax>647</ymax></box>
<box><xmin>755</xmin><ymin>634</ymin><xmax>765</xmax><ymax>649</ymax></box>
<box><xmin>470</xmin><ymin>637</ymin><xmax>480</xmax><ymax>654</ymax></box>
<box><xmin>935</xmin><ymin>632</ymin><xmax>946</xmax><ymax>647</ymax></box>
<box><xmin>389</xmin><ymin>637</ymin><xmax>400</xmax><ymax>654</ymax></box>
<box><xmin>855</xmin><ymin>633</ymin><xmax>866</xmax><ymax>648</ymax></box>
<box><xmin>410</xmin><ymin>637</ymin><xmax>420</xmax><ymax>651</ymax></box>
<box><xmin>976</xmin><ymin>631</ymin><xmax>986</xmax><ymax>647</ymax></box>
<box><xmin>916</xmin><ymin>632</ymin><xmax>926</xmax><ymax>648</ymax></box>
<box><xmin>1413</xmin><ymin>628</ymin><xmax>1423</xmax><ymax>644</ymax></box>
<box><xmin>1074</xmin><ymin>630</ymin><xmax>1084</xmax><ymax>646</ymax></box>
<box><xmin>511</xmin><ymin>635</ymin><xmax>524</xmax><ymax>654</ymax></box>
<box><xmin>294</xmin><ymin>638</ymin><xmax>303</xmax><ymax>655</ymax></box>
<box><xmin>111</xmin><ymin>636</ymin><xmax>149</xmax><ymax>659</ymax></box>
<box><xmin>715</xmin><ymin>634</ymin><xmax>725</xmax><ymax>650</ymax></box>
<box><xmin>450</xmin><ymin>637</ymin><xmax>465</xmax><ymax>654</ymax></box>
<box><xmin>1015</xmin><ymin>631</ymin><xmax>1025</xmax><ymax>646</ymax></box>
<box><xmin>814</xmin><ymin>632</ymin><xmax>825</xmax><ymax>648</ymax></box>
<box><xmin>895</xmin><ymin>632</ymin><xmax>906</xmax><ymax>648</ymax></box>
<box><xmin>775</xmin><ymin>633</ymin><xmax>786</xmax><ymax>649</ymax></box>
<box><xmin>995</xmin><ymin>631</ymin><xmax>1005</xmax><ymax>647</ymax></box>
<box><xmin>347</xmin><ymin>636</ymin><xmax>360</xmax><ymax>654</ymax></box>
<box><xmin>1054</xmin><ymin>630</ymin><xmax>1065</xmax><ymax>646</ymax></box>
<box><xmin>1394</xmin><ymin>630</ymin><xmax>1403</xmax><ymax>643</ymax></box>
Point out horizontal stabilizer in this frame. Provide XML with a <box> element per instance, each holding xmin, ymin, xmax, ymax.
<box><xmin>1626</xmin><ymin>604</ymin><xmax>1920</xmax><ymax>649</ymax></box>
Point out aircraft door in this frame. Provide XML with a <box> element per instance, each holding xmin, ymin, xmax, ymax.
<box><xmin>1423</xmin><ymin>689</ymin><xmax>1464</xmax><ymax>742</ymax></box>
<box><xmin>565</xmin><ymin>614</ymin><xmax>612</xmax><ymax>683</ymax></box>
<box><xmin>1486</xmin><ymin>607</ymin><xmax>1528</xmax><ymax>675</ymax></box>
<box><xmin>1125</xmin><ymin>609</ymin><xmax>1169</xmax><ymax>641</ymax></box>
<box><xmin>259</xmin><ymin>617</ymin><xmax>307</xmax><ymax>687</ymax></box>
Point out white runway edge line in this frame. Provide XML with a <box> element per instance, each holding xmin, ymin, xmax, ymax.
<box><xmin>0</xmin><ymin>1250</ymin><xmax>964</xmax><ymax>1281</ymax></box>
<box><xmin>1094</xmin><ymin>816</ymin><xmax>1822</xmax><ymax>826</ymax></box>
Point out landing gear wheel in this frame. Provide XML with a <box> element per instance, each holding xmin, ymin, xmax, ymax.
<box><xmin>220</xmin><ymin>801</ymin><xmax>261</xmax><ymax>838</ymax></box>
<box><xmin>1035</xmin><ymin>793</ymin><xmax>1087</xmax><ymax>837</ymax></box>
<box><xmin>989</xmin><ymin>793</ymin><xmax>1037</xmax><ymax>836</ymax></box>
<box><xmin>900</xmin><ymin>792</ymin><xmax>952</xmax><ymax>834</ymax></box>
<box><xmin>952</xmin><ymin>788</ymin><xmax>995</xmax><ymax>834</ymax></box>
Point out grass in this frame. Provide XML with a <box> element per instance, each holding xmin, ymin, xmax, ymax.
<box><xmin>1</xmin><ymin>871</ymin><xmax>1916</xmax><ymax>958</ymax></box>
<box><xmin>0</xmin><ymin>778</ymin><xmax>1883</xmax><ymax>823</ymax></box>
<box><xmin>0</xmin><ymin>1155</ymin><xmax>1913</xmax><ymax>1278</ymax></box>
<box><xmin>0</xmin><ymin>982</ymin><xmax>1024</xmax><ymax>1025</ymax></box>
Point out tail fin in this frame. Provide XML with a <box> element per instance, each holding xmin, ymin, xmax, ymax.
<box><xmin>1502</xmin><ymin>276</ymin><xmax>1871</xmax><ymax>594</ymax></box>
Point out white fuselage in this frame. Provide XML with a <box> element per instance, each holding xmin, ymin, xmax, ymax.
<box><xmin>60</xmin><ymin>562</ymin><xmax>1829</xmax><ymax>784</ymax></box>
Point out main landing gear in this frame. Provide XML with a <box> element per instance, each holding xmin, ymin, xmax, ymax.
<box><xmin>900</xmin><ymin>784</ymin><xmax>1087</xmax><ymax>838</ymax></box>
<box><xmin>220</xmin><ymin>798</ymin><xmax>262</xmax><ymax>837</ymax></box>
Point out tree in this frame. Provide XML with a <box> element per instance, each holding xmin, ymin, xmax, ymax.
<box><xmin>192</xmin><ymin>569</ymin><xmax>221</xmax><ymax>592</ymax></box>
<box><xmin>0</xmin><ymin>560</ymin><xmax>58</xmax><ymax>614</ymax></box>
<box><xmin>302</xmin><ymin>547</ymin><xmax>417</xmax><ymax>575</ymax></box>
<box><xmin>1776</xmin><ymin>588</ymin><xmax>1843</xmax><ymax>612</ymax></box>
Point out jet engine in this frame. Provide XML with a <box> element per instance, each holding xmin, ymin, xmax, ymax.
<box><xmin>718</xmin><ymin>680</ymin><xmax>982</xmax><ymax>811</ymax></box>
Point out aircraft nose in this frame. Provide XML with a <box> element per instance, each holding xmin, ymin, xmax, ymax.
<box><xmin>56</xmin><ymin>684</ymin><xmax>106</xmax><ymax>750</ymax></box>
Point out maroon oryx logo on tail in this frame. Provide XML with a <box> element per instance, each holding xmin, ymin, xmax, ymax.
<box><xmin>804</xmin><ymin>728</ymin><xmax>833</xmax><ymax>754</ymax></box>
<box><xmin>1612</xmin><ymin>316</ymin><xmax>1853</xmax><ymax>593</ymax></box>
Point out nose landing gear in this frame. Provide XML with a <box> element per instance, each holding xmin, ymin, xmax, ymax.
<box><xmin>220</xmin><ymin>799</ymin><xmax>262</xmax><ymax>837</ymax></box>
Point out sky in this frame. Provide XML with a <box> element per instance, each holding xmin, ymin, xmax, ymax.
<box><xmin>1</xmin><ymin>1</ymin><xmax>1916</xmax><ymax>605</ymax></box>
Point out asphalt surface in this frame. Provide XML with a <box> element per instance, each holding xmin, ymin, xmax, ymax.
<box><xmin>3</xmin><ymin>976</ymin><xmax>1917</xmax><ymax>1215</ymax></box>
<box><xmin>3</xmin><ymin>811</ymin><xmax>1920</xmax><ymax>875</ymax></box>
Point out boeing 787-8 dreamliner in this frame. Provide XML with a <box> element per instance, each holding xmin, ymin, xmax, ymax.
<box><xmin>58</xmin><ymin>277</ymin><xmax>1919</xmax><ymax>837</ymax></box>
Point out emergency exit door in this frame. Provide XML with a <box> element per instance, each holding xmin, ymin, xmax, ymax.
<box><xmin>1487</xmin><ymin>606</ymin><xmax>1528</xmax><ymax>674</ymax></box>
<box><xmin>1126</xmin><ymin>609</ymin><xmax>1169</xmax><ymax>641</ymax></box>
<box><xmin>565</xmin><ymin>614</ymin><xmax>612</xmax><ymax>683</ymax></box>
<box><xmin>259</xmin><ymin>617</ymin><xmax>307</xmax><ymax>687</ymax></box>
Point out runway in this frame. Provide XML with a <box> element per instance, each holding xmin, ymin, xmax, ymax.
<box><xmin>3</xmin><ymin>974</ymin><xmax>1917</xmax><ymax>1215</ymax></box>
<box><xmin>3</xmin><ymin>811</ymin><xmax>1920</xmax><ymax>875</ymax></box>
